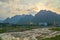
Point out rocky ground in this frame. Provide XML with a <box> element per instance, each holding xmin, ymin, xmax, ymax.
<box><xmin>0</xmin><ymin>28</ymin><xmax>60</xmax><ymax>40</ymax></box>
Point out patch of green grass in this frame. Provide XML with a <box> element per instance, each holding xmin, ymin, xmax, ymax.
<box><xmin>36</xmin><ymin>35</ymin><xmax>60</xmax><ymax>40</ymax></box>
<box><xmin>42</xmin><ymin>35</ymin><xmax>60</xmax><ymax>40</ymax></box>
<box><xmin>50</xmin><ymin>27</ymin><xmax>60</xmax><ymax>31</ymax></box>
<box><xmin>0</xmin><ymin>37</ymin><xmax>2</xmax><ymax>40</ymax></box>
<box><xmin>0</xmin><ymin>25</ymin><xmax>40</xmax><ymax>33</ymax></box>
<box><xmin>36</xmin><ymin>36</ymin><xmax>43</xmax><ymax>40</ymax></box>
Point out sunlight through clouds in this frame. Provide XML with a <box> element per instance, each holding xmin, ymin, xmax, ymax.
<box><xmin>0</xmin><ymin>0</ymin><xmax>60</xmax><ymax>20</ymax></box>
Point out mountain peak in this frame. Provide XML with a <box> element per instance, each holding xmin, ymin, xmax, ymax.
<box><xmin>3</xmin><ymin>10</ymin><xmax>60</xmax><ymax>25</ymax></box>
<box><xmin>35</xmin><ymin>10</ymin><xmax>57</xmax><ymax>16</ymax></box>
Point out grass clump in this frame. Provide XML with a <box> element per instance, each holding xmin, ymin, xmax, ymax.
<box><xmin>36</xmin><ymin>35</ymin><xmax>60</xmax><ymax>40</ymax></box>
<box><xmin>50</xmin><ymin>27</ymin><xmax>60</xmax><ymax>31</ymax></box>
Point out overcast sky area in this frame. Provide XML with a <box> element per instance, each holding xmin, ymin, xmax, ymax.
<box><xmin>0</xmin><ymin>0</ymin><xmax>60</xmax><ymax>20</ymax></box>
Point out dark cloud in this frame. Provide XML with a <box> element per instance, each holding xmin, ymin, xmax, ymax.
<box><xmin>0</xmin><ymin>0</ymin><xmax>9</xmax><ymax>2</ymax></box>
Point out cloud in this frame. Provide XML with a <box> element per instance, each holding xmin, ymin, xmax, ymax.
<box><xmin>0</xmin><ymin>0</ymin><xmax>9</xmax><ymax>2</ymax></box>
<box><xmin>0</xmin><ymin>0</ymin><xmax>60</xmax><ymax>20</ymax></box>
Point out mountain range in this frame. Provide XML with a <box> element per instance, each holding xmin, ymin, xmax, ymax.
<box><xmin>3</xmin><ymin>10</ymin><xmax>60</xmax><ymax>25</ymax></box>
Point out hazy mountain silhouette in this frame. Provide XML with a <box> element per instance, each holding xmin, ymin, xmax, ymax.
<box><xmin>17</xmin><ymin>15</ymin><xmax>34</xmax><ymax>25</ymax></box>
<box><xmin>3</xmin><ymin>17</ymin><xmax>10</xmax><ymax>23</ymax></box>
<box><xmin>0</xmin><ymin>20</ymin><xmax>3</xmax><ymax>23</ymax></box>
<box><xmin>3</xmin><ymin>10</ymin><xmax>60</xmax><ymax>25</ymax></box>
<box><xmin>33</xmin><ymin>10</ymin><xmax>60</xmax><ymax>24</ymax></box>
<box><xmin>3</xmin><ymin>15</ymin><xmax>25</xmax><ymax>24</ymax></box>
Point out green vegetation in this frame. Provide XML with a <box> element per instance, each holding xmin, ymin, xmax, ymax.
<box><xmin>0</xmin><ymin>37</ymin><xmax>2</xmax><ymax>40</ymax></box>
<box><xmin>43</xmin><ymin>35</ymin><xmax>60</xmax><ymax>40</ymax></box>
<box><xmin>36</xmin><ymin>35</ymin><xmax>60</xmax><ymax>40</ymax></box>
<box><xmin>36</xmin><ymin>36</ymin><xmax>43</xmax><ymax>40</ymax></box>
<box><xmin>0</xmin><ymin>23</ymin><xmax>40</xmax><ymax>33</ymax></box>
<box><xmin>50</xmin><ymin>27</ymin><xmax>60</xmax><ymax>31</ymax></box>
<box><xmin>0</xmin><ymin>23</ymin><xmax>60</xmax><ymax>33</ymax></box>
<box><xmin>0</xmin><ymin>26</ymin><xmax>35</xmax><ymax>33</ymax></box>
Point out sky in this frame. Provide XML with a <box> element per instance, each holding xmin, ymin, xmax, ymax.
<box><xmin>0</xmin><ymin>0</ymin><xmax>60</xmax><ymax>20</ymax></box>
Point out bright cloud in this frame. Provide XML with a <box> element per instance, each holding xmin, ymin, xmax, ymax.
<box><xmin>0</xmin><ymin>0</ymin><xmax>60</xmax><ymax>20</ymax></box>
